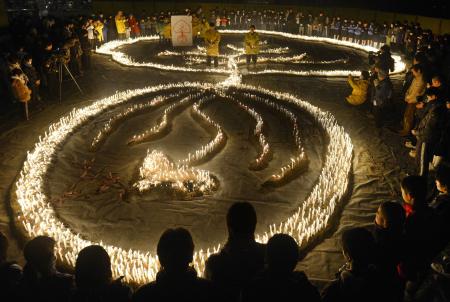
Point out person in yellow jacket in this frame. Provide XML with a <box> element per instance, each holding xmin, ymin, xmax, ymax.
<box><xmin>115</xmin><ymin>11</ymin><xmax>127</xmax><ymax>40</ymax></box>
<box><xmin>204</xmin><ymin>22</ymin><xmax>221</xmax><ymax>67</ymax></box>
<box><xmin>345</xmin><ymin>71</ymin><xmax>370</xmax><ymax>105</ymax></box>
<box><xmin>245</xmin><ymin>25</ymin><xmax>260</xmax><ymax>67</ymax></box>
<box><xmin>94</xmin><ymin>20</ymin><xmax>104</xmax><ymax>45</ymax></box>
<box><xmin>162</xmin><ymin>19</ymin><xmax>171</xmax><ymax>44</ymax></box>
<box><xmin>199</xmin><ymin>18</ymin><xmax>210</xmax><ymax>39</ymax></box>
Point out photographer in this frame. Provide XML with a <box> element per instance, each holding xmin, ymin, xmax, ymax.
<box><xmin>369</xmin><ymin>45</ymin><xmax>395</xmax><ymax>75</ymax></box>
<box><xmin>345</xmin><ymin>71</ymin><xmax>369</xmax><ymax>105</ymax></box>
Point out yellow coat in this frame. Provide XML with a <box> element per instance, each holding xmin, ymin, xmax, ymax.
<box><xmin>245</xmin><ymin>32</ymin><xmax>260</xmax><ymax>55</ymax></box>
<box><xmin>115</xmin><ymin>16</ymin><xmax>126</xmax><ymax>34</ymax></box>
<box><xmin>204</xmin><ymin>29</ymin><xmax>220</xmax><ymax>57</ymax></box>
<box><xmin>163</xmin><ymin>23</ymin><xmax>171</xmax><ymax>39</ymax></box>
<box><xmin>346</xmin><ymin>77</ymin><xmax>369</xmax><ymax>105</ymax></box>
<box><xmin>95</xmin><ymin>22</ymin><xmax>104</xmax><ymax>42</ymax></box>
<box><xmin>200</xmin><ymin>21</ymin><xmax>210</xmax><ymax>38</ymax></box>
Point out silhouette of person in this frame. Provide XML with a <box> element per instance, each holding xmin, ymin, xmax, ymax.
<box><xmin>0</xmin><ymin>232</ymin><xmax>22</xmax><ymax>300</ymax></box>
<box><xmin>205</xmin><ymin>202</ymin><xmax>265</xmax><ymax>301</ymax></box>
<box><xmin>133</xmin><ymin>228</ymin><xmax>216</xmax><ymax>302</ymax></box>
<box><xmin>72</xmin><ymin>245</ymin><xmax>132</xmax><ymax>302</ymax></box>
<box><xmin>241</xmin><ymin>233</ymin><xmax>321</xmax><ymax>302</ymax></box>
<box><xmin>19</xmin><ymin>236</ymin><xmax>74</xmax><ymax>302</ymax></box>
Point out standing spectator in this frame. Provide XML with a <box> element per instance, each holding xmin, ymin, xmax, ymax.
<box><xmin>371</xmin><ymin>69</ymin><xmax>393</xmax><ymax>127</ymax></box>
<box><xmin>72</xmin><ymin>245</ymin><xmax>131</xmax><ymax>302</ymax></box>
<box><xmin>375</xmin><ymin>45</ymin><xmax>395</xmax><ymax>75</ymax></box>
<box><xmin>410</xmin><ymin>88</ymin><xmax>445</xmax><ymax>177</ymax></box>
<box><xmin>241</xmin><ymin>234</ymin><xmax>321</xmax><ymax>302</ymax></box>
<box><xmin>398</xmin><ymin>176</ymin><xmax>437</xmax><ymax>298</ymax></box>
<box><xmin>244</xmin><ymin>25</ymin><xmax>259</xmax><ymax>68</ymax></box>
<box><xmin>19</xmin><ymin>236</ymin><xmax>74</xmax><ymax>302</ymax></box>
<box><xmin>107</xmin><ymin>15</ymin><xmax>117</xmax><ymax>41</ymax></box>
<box><xmin>21</xmin><ymin>54</ymin><xmax>41</xmax><ymax>104</ymax></box>
<box><xmin>133</xmin><ymin>228</ymin><xmax>215</xmax><ymax>302</ymax></box>
<box><xmin>128</xmin><ymin>14</ymin><xmax>141</xmax><ymax>38</ymax></box>
<box><xmin>115</xmin><ymin>11</ymin><xmax>127</xmax><ymax>40</ymax></box>
<box><xmin>10</xmin><ymin>68</ymin><xmax>31</xmax><ymax>119</ymax></box>
<box><xmin>0</xmin><ymin>232</ymin><xmax>23</xmax><ymax>300</ymax></box>
<box><xmin>205</xmin><ymin>202</ymin><xmax>265</xmax><ymax>302</ymax></box>
<box><xmin>94</xmin><ymin>20</ymin><xmax>104</xmax><ymax>46</ymax></box>
<box><xmin>85</xmin><ymin>20</ymin><xmax>95</xmax><ymax>50</ymax></box>
<box><xmin>345</xmin><ymin>70</ymin><xmax>369</xmax><ymax>105</ymax></box>
<box><xmin>400</xmin><ymin>64</ymin><xmax>427</xmax><ymax>136</ymax></box>
<box><xmin>79</xmin><ymin>29</ymin><xmax>92</xmax><ymax>70</ymax></box>
<box><xmin>373</xmin><ymin>201</ymin><xmax>405</xmax><ymax>301</ymax></box>
<box><xmin>204</xmin><ymin>23</ymin><xmax>221</xmax><ymax>68</ymax></box>
<box><xmin>430</xmin><ymin>165</ymin><xmax>450</xmax><ymax>249</ymax></box>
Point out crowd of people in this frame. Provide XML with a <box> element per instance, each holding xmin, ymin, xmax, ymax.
<box><xmin>2</xmin><ymin>170</ymin><xmax>450</xmax><ymax>302</ymax></box>
<box><xmin>1</xmin><ymin>4</ymin><xmax>450</xmax><ymax>302</ymax></box>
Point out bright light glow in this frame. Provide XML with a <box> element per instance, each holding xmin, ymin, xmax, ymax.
<box><xmin>14</xmin><ymin>81</ymin><xmax>352</xmax><ymax>284</ymax></box>
<box><xmin>15</xmin><ymin>28</ymin><xmax>365</xmax><ymax>286</ymax></box>
<box><xmin>96</xmin><ymin>30</ymin><xmax>406</xmax><ymax>77</ymax></box>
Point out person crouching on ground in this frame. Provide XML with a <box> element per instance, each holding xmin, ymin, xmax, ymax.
<box><xmin>204</xmin><ymin>22</ymin><xmax>221</xmax><ymax>68</ymax></box>
<box><xmin>245</xmin><ymin>25</ymin><xmax>260</xmax><ymax>68</ymax></box>
<box><xmin>346</xmin><ymin>70</ymin><xmax>369</xmax><ymax>105</ymax></box>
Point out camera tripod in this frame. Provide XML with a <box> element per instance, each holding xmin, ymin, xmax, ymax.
<box><xmin>58</xmin><ymin>61</ymin><xmax>83</xmax><ymax>102</ymax></box>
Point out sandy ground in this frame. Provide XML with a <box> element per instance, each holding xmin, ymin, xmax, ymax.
<box><xmin>0</xmin><ymin>37</ymin><xmax>415</xmax><ymax>287</ymax></box>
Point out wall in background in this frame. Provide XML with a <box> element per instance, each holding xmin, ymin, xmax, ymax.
<box><xmin>92</xmin><ymin>1</ymin><xmax>450</xmax><ymax>34</ymax></box>
<box><xmin>0</xmin><ymin>0</ymin><xmax>8</xmax><ymax>28</ymax></box>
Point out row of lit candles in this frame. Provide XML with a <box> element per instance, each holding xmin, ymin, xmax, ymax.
<box><xmin>96</xmin><ymin>30</ymin><xmax>405</xmax><ymax>77</ymax></box>
<box><xmin>15</xmin><ymin>77</ymin><xmax>353</xmax><ymax>283</ymax></box>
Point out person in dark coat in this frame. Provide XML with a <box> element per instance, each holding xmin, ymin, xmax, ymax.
<box><xmin>133</xmin><ymin>228</ymin><xmax>216</xmax><ymax>302</ymax></box>
<box><xmin>399</xmin><ymin>175</ymin><xmax>438</xmax><ymax>299</ymax></box>
<box><xmin>0</xmin><ymin>232</ymin><xmax>22</xmax><ymax>300</ymax></box>
<box><xmin>71</xmin><ymin>245</ymin><xmax>132</xmax><ymax>302</ymax></box>
<box><xmin>430</xmin><ymin>165</ymin><xmax>450</xmax><ymax>250</ymax></box>
<box><xmin>19</xmin><ymin>236</ymin><xmax>74</xmax><ymax>302</ymax></box>
<box><xmin>241</xmin><ymin>234</ymin><xmax>320</xmax><ymax>302</ymax></box>
<box><xmin>375</xmin><ymin>45</ymin><xmax>395</xmax><ymax>74</ymax></box>
<box><xmin>321</xmin><ymin>227</ymin><xmax>387</xmax><ymax>302</ymax></box>
<box><xmin>411</xmin><ymin>87</ymin><xmax>446</xmax><ymax>177</ymax></box>
<box><xmin>205</xmin><ymin>202</ymin><xmax>265</xmax><ymax>302</ymax></box>
<box><xmin>372</xmin><ymin>201</ymin><xmax>405</xmax><ymax>302</ymax></box>
<box><xmin>371</xmin><ymin>69</ymin><xmax>393</xmax><ymax>127</ymax></box>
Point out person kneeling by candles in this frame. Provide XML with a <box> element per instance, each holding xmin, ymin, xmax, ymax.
<box><xmin>345</xmin><ymin>70</ymin><xmax>369</xmax><ymax>106</ymax></box>
<box><xmin>245</xmin><ymin>25</ymin><xmax>260</xmax><ymax>68</ymax></box>
<box><xmin>204</xmin><ymin>22</ymin><xmax>221</xmax><ymax>67</ymax></box>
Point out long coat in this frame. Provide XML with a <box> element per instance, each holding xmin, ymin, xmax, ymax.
<box><xmin>204</xmin><ymin>29</ymin><xmax>221</xmax><ymax>57</ymax></box>
<box><xmin>245</xmin><ymin>32</ymin><xmax>260</xmax><ymax>55</ymax></box>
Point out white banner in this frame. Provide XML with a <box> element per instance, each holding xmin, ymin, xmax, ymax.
<box><xmin>171</xmin><ymin>15</ymin><xmax>193</xmax><ymax>47</ymax></box>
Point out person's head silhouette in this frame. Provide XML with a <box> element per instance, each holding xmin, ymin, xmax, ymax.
<box><xmin>226</xmin><ymin>202</ymin><xmax>257</xmax><ymax>241</ymax></box>
<box><xmin>341</xmin><ymin>227</ymin><xmax>375</xmax><ymax>267</ymax></box>
<box><xmin>24</xmin><ymin>236</ymin><xmax>56</xmax><ymax>276</ymax></box>
<box><xmin>157</xmin><ymin>228</ymin><xmax>194</xmax><ymax>273</ymax></box>
<box><xmin>75</xmin><ymin>245</ymin><xmax>112</xmax><ymax>289</ymax></box>
<box><xmin>267</xmin><ymin>234</ymin><xmax>299</xmax><ymax>275</ymax></box>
